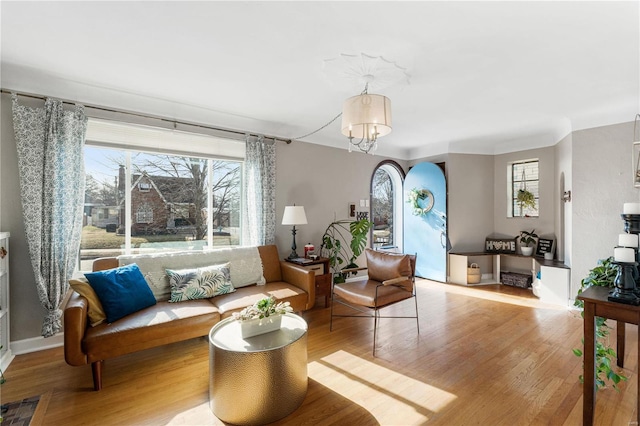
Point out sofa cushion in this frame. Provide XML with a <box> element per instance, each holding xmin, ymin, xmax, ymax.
<box><xmin>166</xmin><ymin>262</ymin><xmax>235</xmax><ymax>302</ymax></box>
<box><xmin>333</xmin><ymin>279</ymin><xmax>413</xmax><ymax>308</ymax></box>
<box><xmin>83</xmin><ymin>299</ymin><xmax>220</xmax><ymax>362</ymax></box>
<box><xmin>69</xmin><ymin>277</ymin><xmax>107</xmax><ymax>327</ymax></box>
<box><xmin>211</xmin><ymin>282</ymin><xmax>307</xmax><ymax>318</ymax></box>
<box><xmin>85</xmin><ymin>264</ymin><xmax>157</xmax><ymax>323</ymax></box>
<box><xmin>118</xmin><ymin>246</ymin><xmax>266</xmax><ymax>301</ymax></box>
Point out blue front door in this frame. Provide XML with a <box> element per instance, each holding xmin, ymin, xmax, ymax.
<box><xmin>404</xmin><ymin>162</ymin><xmax>447</xmax><ymax>281</ymax></box>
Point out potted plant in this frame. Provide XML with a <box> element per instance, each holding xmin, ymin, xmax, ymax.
<box><xmin>232</xmin><ymin>296</ymin><xmax>293</xmax><ymax>338</ymax></box>
<box><xmin>517</xmin><ymin>189</ymin><xmax>537</xmax><ymax>217</ymax></box>
<box><xmin>573</xmin><ymin>257</ymin><xmax>626</xmax><ymax>390</ymax></box>
<box><xmin>518</xmin><ymin>229</ymin><xmax>538</xmax><ymax>256</ymax></box>
<box><xmin>320</xmin><ymin>218</ymin><xmax>373</xmax><ymax>284</ymax></box>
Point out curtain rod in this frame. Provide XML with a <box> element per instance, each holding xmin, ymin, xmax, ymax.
<box><xmin>1</xmin><ymin>89</ymin><xmax>292</xmax><ymax>145</ymax></box>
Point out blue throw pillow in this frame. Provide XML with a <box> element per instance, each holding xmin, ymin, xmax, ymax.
<box><xmin>85</xmin><ymin>263</ymin><xmax>156</xmax><ymax>323</ymax></box>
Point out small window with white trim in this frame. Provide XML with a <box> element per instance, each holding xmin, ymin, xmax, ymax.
<box><xmin>509</xmin><ymin>159</ymin><xmax>539</xmax><ymax>218</ymax></box>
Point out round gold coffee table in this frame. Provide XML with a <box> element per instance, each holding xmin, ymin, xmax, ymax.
<box><xmin>208</xmin><ymin>313</ymin><xmax>308</xmax><ymax>425</ymax></box>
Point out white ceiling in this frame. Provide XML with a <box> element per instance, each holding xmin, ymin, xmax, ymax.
<box><xmin>2</xmin><ymin>1</ymin><xmax>639</xmax><ymax>160</ymax></box>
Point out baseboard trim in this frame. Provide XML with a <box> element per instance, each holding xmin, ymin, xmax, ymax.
<box><xmin>0</xmin><ymin>349</ymin><xmax>15</xmax><ymax>373</ymax></box>
<box><xmin>10</xmin><ymin>333</ymin><xmax>64</xmax><ymax>356</ymax></box>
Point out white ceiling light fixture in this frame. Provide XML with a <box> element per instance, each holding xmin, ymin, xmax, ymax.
<box><xmin>324</xmin><ymin>53</ymin><xmax>409</xmax><ymax>155</ymax></box>
<box><xmin>341</xmin><ymin>77</ymin><xmax>392</xmax><ymax>154</ymax></box>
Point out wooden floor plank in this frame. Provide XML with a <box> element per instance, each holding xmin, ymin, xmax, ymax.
<box><xmin>2</xmin><ymin>279</ymin><xmax>637</xmax><ymax>425</ymax></box>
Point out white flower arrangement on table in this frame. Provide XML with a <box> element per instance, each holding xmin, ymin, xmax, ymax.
<box><xmin>232</xmin><ymin>296</ymin><xmax>293</xmax><ymax>321</ymax></box>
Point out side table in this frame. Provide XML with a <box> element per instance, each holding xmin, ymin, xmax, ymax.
<box><xmin>286</xmin><ymin>257</ymin><xmax>332</xmax><ymax>308</ymax></box>
<box><xmin>578</xmin><ymin>286</ymin><xmax>640</xmax><ymax>425</ymax></box>
<box><xmin>209</xmin><ymin>313</ymin><xmax>308</xmax><ymax>425</ymax></box>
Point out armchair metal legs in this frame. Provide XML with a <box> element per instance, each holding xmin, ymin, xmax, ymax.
<box><xmin>330</xmin><ymin>291</ymin><xmax>420</xmax><ymax>356</ymax></box>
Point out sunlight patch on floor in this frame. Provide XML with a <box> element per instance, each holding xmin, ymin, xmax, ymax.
<box><xmin>308</xmin><ymin>350</ymin><xmax>457</xmax><ymax>424</ymax></box>
<box><xmin>165</xmin><ymin>401</ymin><xmax>220</xmax><ymax>425</ymax></box>
<box><xmin>418</xmin><ymin>279</ymin><xmax>570</xmax><ymax>310</ymax></box>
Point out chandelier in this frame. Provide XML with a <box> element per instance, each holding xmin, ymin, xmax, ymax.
<box><xmin>289</xmin><ymin>53</ymin><xmax>408</xmax><ymax>155</ymax></box>
<box><xmin>341</xmin><ymin>79</ymin><xmax>392</xmax><ymax>154</ymax></box>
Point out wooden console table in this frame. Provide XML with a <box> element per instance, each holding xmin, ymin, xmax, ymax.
<box><xmin>578</xmin><ymin>286</ymin><xmax>640</xmax><ymax>425</ymax></box>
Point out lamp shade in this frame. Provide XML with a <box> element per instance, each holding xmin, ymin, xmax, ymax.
<box><xmin>282</xmin><ymin>206</ymin><xmax>307</xmax><ymax>225</ymax></box>
<box><xmin>341</xmin><ymin>93</ymin><xmax>392</xmax><ymax>138</ymax></box>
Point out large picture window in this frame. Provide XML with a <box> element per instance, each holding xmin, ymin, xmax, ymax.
<box><xmin>81</xmin><ymin>144</ymin><xmax>242</xmax><ymax>270</ymax></box>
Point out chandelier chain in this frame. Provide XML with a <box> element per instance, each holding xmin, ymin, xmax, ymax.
<box><xmin>293</xmin><ymin>83</ymin><xmax>371</xmax><ymax>142</ymax></box>
<box><xmin>293</xmin><ymin>112</ymin><xmax>342</xmax><ymax>141</ymax></box>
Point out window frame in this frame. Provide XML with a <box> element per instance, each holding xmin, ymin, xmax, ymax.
<box><xmin>370</xmin><ymin>160</ymin><xmax>405</xmax><ymax>251</ymax></box>
<box><xmin>79</xmin><ymin>118</ymin><xmax>246</xmax><ymax>262</ymax></box>
<box><xmin>135</xmin><ymin>203</ymin><xmax>154</xmax><ymax>224</ymax></box>
<box><xmin>509</xmin><ymin>159</ymin><xmax>539</xmax><ymax>218</ymax></box>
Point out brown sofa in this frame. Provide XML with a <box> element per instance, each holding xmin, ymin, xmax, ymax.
<box><xmin>64</xmin><ymin>245</ymin><xmax>315</xmax><ymax>390</ymax></box>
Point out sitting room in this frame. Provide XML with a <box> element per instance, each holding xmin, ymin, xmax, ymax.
<box><xmin>1</xmin><ymin>2</ymin><xmax>640</xmax><ymax>425</ymax></box>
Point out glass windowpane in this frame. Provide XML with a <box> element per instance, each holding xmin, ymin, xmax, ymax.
<box><xmin>511</xmin><ymin>159</ymin><xmax>539</xmax><ymax>218</ymax></box>
<box><xmin>81</xmin><ymin>145</ymin><xmax>241</xmax><ymax>270</ymax></box>
<box><xmin>372</xmin><ymin>169</ymin><xmax>394</xmax><ymax>248</ymax></box>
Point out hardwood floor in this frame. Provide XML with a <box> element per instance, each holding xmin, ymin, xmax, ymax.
<box><xmin>2</xmin><ymin>279</ymin><xmax>638</xmax><ymax>425</ymax></box>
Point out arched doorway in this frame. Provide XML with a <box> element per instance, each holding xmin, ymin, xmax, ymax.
<box><xmin>370</xmin><ymin>160</ymin><xmax>405</xmax><ymax>251</ymax></box>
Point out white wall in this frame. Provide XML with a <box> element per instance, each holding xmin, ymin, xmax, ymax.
<box><xmin>446</xmin><ymin>154</ymin><xmax>495</xmax><ymax>252</ymax></box>
<box><xmin>555</xmin><ymin>132</ymin><xmax>572</xmax><ymax>264</ymax></box>
<box><xmin>571</xmin><ymin>121</ymin><xmax>638</xmax><ymax>298</ymax></box>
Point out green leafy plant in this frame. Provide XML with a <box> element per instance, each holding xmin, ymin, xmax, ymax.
<box><xmin>572</xmin><ymin>257</ymin><xmax>626</xmax><ymax>390</ymax></box>
<box><xmin>232</xmin><ymin>296</ymin><xmax>292</xmax><ymax>321</ymax></box>
<box><xmin>517</xmin><ymin>189</ymin><xmax>537</xmax><ymax>213</ymax></box>
<box><xmin>517</xmin><ymin>229</ymin><xmax>538</xmax><ymax>247</ymax></box>
<box><xmin>320</xmin><ymin>218</ymin><xmax>373</xmax><ymax>284</ymax></box>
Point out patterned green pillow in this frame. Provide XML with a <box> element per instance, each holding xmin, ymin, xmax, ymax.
<box><xmin>166</xmin><ymin>263</ymin><xmax>235</xmax><ymax>302</ymax></box>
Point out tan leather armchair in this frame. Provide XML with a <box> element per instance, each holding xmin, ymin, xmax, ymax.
<box><xmin>330</xmin><ymin>248</ymin><xmax>419</xmax><ymax>355</ymax></box>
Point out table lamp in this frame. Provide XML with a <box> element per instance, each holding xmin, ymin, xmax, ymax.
<box><xmin>282</xmin><ymin>205</ymin><xmax>307</xmax><ymax>259</ymax></box>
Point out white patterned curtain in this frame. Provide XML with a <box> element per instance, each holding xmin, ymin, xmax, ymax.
<box><xmin>242</xmin><ymin>135</ymin><xmax>276</xmax><ymax>246</ymax></box>
<box><xmin>12</xmin><ymin>95</ymin><xmax>87</xmax><ymax>337</ymax></box>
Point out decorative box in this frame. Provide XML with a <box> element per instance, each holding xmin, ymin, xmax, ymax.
<box><xmin>501</xmin><ymin>272</ymin><xmax>532</xmax><ymax>288</ymax></box>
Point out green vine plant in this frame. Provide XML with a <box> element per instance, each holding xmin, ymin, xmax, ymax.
<box><xmin>517</xmin><ymin>189</ymin><xmax>537</xmax><ymax>213</ymax></box>
<box><xmin>572</xmin><ymin>257</ymin><xmax>627</xmax><ymax>390</ymax></box>
<box><xmin>320</xmin><ymin>219</ymin><xmax>373</xmax><ymax>284</ymax></box>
